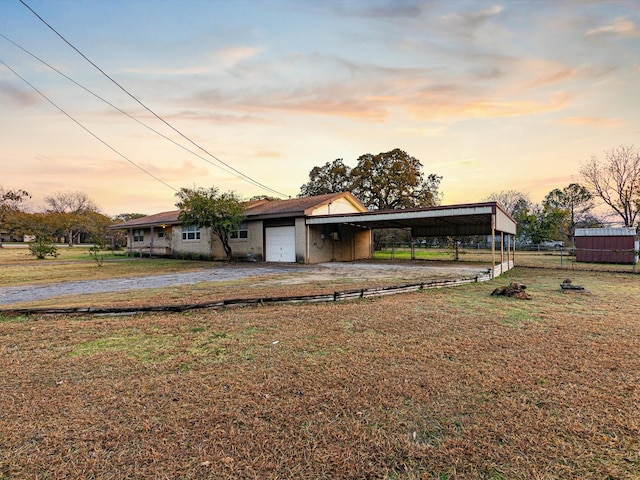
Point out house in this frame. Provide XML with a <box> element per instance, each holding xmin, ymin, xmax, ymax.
<box><xmin>112</xmin><ymin>194</ymin><xmax>518</xmax><ymax>275</ymax></box>
<box><xmin>110</xmin><ymin>192</ymin><xmax>372</xmax><ymax>263</ymax></box>
<box><xmin>574</xmin><ymin>227</ymin><xmax>639</xmax><ymax>264</ymax></box>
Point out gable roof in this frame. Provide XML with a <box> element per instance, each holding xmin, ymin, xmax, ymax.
<box><xmin>245</xmin><ymin>192</ymin><xmax>366</xmax><ymax>218</ymax></box>
<box><xmin>111</xmin><ymin>192</ymin><xmax>365</xmax><ymax>229</ymax></box>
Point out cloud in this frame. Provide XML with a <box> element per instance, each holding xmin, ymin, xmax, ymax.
<box><xmin>213</xmin><ymin>46</ymin><xmax>264</xmax><ymax>69</ymax></box>
<box><xmin>441</xmin><ymin>4</ymin><xmax>503</xmax><ymax>29</ymax></box>
<box><xmin>407</xmin><ymin>91</ymin><xmax>571</xmax><ymax>121</ymax></box>
<box><xmin>121</xmin><ymin>45</ymin><xmax>263</xmax><ymax>76</ymax></box>
<box><xmin>439</xmin><ymin>4</ymin><xmax>504</xmax><ymax>40</ymax></box>
<box><xmin>559</xmin><ymin>116</ymin><xmax>626</xmax><ymax>128</ymax></box>
<box><xmin>586</xmin><ymin>16</ymin><xmax>640</xmax><ymax>37</ymax></box>
<box><xmin>0</xmin><ymin>81</ymin><xmax>40</xmax><ymax>107</ymax></box>
<box><xmin>320</xmin><ymin>0</ymin><xmax>428</xmax><ymax>19</ymax></box>
<box><xmin>255</xmin><ymin>150</ymin><xmax>283</xmax><ymax>158</ymax></box>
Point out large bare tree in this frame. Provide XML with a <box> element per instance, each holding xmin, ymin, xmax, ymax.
<box><xmin>581</xmin><ymin>145</ymin><xmax>640</xmax><ymax>227</ymax></box>
<box><xmin>485</xmin><ymin>190</ymin><xmax>531</xmax><ymax>217</ymax></box>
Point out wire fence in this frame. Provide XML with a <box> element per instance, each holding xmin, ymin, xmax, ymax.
<box><xmin>374</xmin><ymin>245</ymin><xmax>639</xmax><ymax>274</ymax></box>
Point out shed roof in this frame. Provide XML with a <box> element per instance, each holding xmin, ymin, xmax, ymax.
<box><xmin>575</xmin><ymin>227</ymin><xmax>637</xmax><ymax>237</ymax></box>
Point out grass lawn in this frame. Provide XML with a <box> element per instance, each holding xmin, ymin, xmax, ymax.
<box><xmin>375</xmin><ymin>247</ymin><xmax>639</xmax><ymax>274</ymax></box>
<box><xmin>0</xmin><ymin>246</ymin><xmax>217</xmax><ymax>288</ymax></box>
<box><xmin>1</xmin><ymin>264</ymin><xmax>638</xmax><ymax>478</ymax></box>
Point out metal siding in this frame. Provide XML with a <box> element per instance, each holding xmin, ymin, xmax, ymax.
<box><xmin>575</xmin><ymin>235</ymin><xmax>636</xmax><ymax>264</ymax></box>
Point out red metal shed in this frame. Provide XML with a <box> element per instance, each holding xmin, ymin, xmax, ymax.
<box><xmin>574</xmin><ymin>228</ymin><xmax>638</xmax><ymax>264</ymax></box>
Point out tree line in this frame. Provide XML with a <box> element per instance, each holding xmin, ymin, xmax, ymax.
<box><xmin>0</xmin><ymin>189</ymin><xmax>143</xmax><ymax>258</ymax></box>
<box><xmin>298</xmin><ymin>145</ymin><xmax>640</xmax><ymax>246</ymax></box>
<box><xmin>2</xmin><ymin>144</ymin><xmax>639</xmax><ymax>259</ymax></box>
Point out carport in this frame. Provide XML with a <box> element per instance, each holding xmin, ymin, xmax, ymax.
<box><xmin>306</xmin><ymin>202</ymin><xmax>517</xmax><ymax>277</ymax></box>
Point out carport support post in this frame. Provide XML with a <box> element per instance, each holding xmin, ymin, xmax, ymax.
<box><xmin>500</xmin><ymin>231</ymin><xmax>504</xmax><ymax>275</ymax></box>
<box><xmin>491</xmin><ymin>215</ymin><xmax>496</xmax><ymax>278</ymax></box>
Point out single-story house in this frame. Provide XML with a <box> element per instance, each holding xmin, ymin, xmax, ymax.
<box><xmin>574</xmin><ymin>227</ymin><xmax>639</xmax><ymax>264</ymax></box>
<box><xmin>112</xmin><ymin>193</ymin><xmax>517</xmax><ymax>273</ymax></box>
<box><xmin>110</xmin><ymin>192</ymin><xmax>373</xmax><ymax>263</ymax></box>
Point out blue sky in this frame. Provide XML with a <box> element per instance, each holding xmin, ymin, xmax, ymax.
<box><xmin>1</xmin><ymin>0</ymin><xmax>639</xmax><ymax>215</ymax></box>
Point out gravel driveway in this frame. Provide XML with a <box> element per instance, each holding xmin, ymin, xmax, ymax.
<box><xmin>0</xmin><ymin>262</ymin><xmax>491</xmax><ymax>306</ymax></box>
<box><xmin>0</xmin><ymin>265</ymin><xmax>307</xmax><ymax>306</ymax></box>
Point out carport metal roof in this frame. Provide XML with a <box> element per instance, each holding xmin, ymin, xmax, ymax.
<box><xmin>306</xmin><ymin>201</ymin><xmax>516</xmax><ymax>237</ymax></box>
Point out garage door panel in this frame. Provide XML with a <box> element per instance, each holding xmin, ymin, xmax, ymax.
<box><xmin>265</xmin><ymin>226</ymin><xmax>296</xmax><ymax>262</ymax></box>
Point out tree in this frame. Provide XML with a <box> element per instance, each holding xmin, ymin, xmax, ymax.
<box><xmin>113</xmin><ymin>213</ymin><xmax>147</xmax><ymax>223</ymax></box>
<box><xmin>517</xmin><ymin>203</ymin><xmax>566</xmax><ymax>245</ymax></box>
<box><xmin>44</xmin><ymin>191</ymin><xmax>101</xmax><ymax>246</ymax></box>
<box><xmin>485</xmin><ymin>190</ymin><xmax>533</xmax><ymax>242</ymax></box>
<box><xmin>175</xmin><ymin>186</ymin><xmax>245</xmax><ymax>260</ymax></box>
<box><xmin>581</xmin><ymin>145</ymin><xmax>640</xmax><ymax>227</ymax></box>
<box><xmin>21</xmin><ymin>212</ymin><xmax>59</xmax><ymax>259</ymax></box>
<box><xmin>300</xmin><ymin>150</ymin><xmax>442</xmax><ymax>210</ymax></box>
<box><xmin>486</xmin><ymin>190</ymin><xmax>532</xmax><ymax>218</ymax></box>
<box><xmin>350</xmin><ymin>149</ymin><xmax>441</xmax><ymax>209</ymax></box>
<box><xmin>0</xmin><ymin>187</ymin><xmax>30</xmax><ymax>247</ymax></box>
<box><xmin>543</xmin><ymin>183</ymin><xmax>594</xmax><ymax>238</ymax></box>
<box><xmin>299</xmin><ymin>159</ymin><xmax>352</xmax><ymax>197</ymax></box>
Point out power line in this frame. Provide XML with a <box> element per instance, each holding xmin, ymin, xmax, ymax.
<box><xmin>19</xmin><ymin>0</ymin><xmax>289</xmax><ymax>199</ymax></box>
<box><xmin>0</xmin><ymin>32</ymin><xmax>269</xmax><ymax>191</ymax></box>
<box><xmin>0</xmin><ymin>57</ymin><xmax>179</xmax><ymax>192</ymax></box>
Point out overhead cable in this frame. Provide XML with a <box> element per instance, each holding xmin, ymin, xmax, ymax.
<box><xmin>19</xmin><ymin>0</ymin><xmax>289</xmax><ymax>199</ymax></box>
<box><xmin>0</xmin><ymin>58</ymin><xmax>178</xmax><ymax>192</ymax></box>
<box><xmin>0</xmin><ymin>32</ymin><xmax>268</xmax><ymax>190</ymax></box>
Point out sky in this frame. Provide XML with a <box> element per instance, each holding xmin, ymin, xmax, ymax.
<box><xmin>1</xmin><ymin>0</ymin><xmax>639</xmax><ymax>216</ymax></box>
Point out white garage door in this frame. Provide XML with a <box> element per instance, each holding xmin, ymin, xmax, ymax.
<box><xmin>265</xmin><ymin>226</ymin><xmax>296</xmax><ymax>262</ymax></box>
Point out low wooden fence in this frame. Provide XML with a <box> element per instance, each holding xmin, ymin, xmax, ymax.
<box><xmin>1</xmin><ymin>270</ymin><xmax>493</xmax><ymax>317</ymax></box>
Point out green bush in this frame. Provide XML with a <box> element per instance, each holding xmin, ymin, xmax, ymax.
<box><xmin>28</xmin><ymin>238</ymin><xmax>58</xmax><ymax>259</ymax></box>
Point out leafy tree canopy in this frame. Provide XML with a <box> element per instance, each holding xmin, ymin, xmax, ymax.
<box><xmin>113</xmin><ymin>213</ymin><xmax>147</xmax><ymax>223</ymax></box>
<box><xmin>300</xmin><ymin>159</ymin><xmax>352</xmax><ymax>197</ymax></box>
<box><xmin>299</xmin><ymin>149</ymin><xmax>441</xmax><ymax>210</ymax></box>
<box><xmin>543</xmin><ymin>183</ymin><xmax>594</xmax><ymax>237</ymax></box>
<box><xmin>0</xmin><ymin>187</ymin><xmax>31</xmax><ymax>246</ymax></box>
<box><xmin>175</xmin><ymin>186</ymin><xmax>245</xmax><ymax>259</ymax></box>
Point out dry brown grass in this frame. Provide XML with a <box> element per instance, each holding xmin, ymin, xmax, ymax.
<box><xmin>1</xmin><ymin>267</ymin><xmax>639</xmax><ymax>479</ymax></box>
<box><xmin>0</xmin><ymin>247</ymin><xmax>216</xmax><ymax>287</ymax></box>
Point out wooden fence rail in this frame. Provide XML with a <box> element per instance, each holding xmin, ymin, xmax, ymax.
<box><xmin>0</xmin><ymin>270</ymin><xmax>493</xmax><ymax>317</ymax></box>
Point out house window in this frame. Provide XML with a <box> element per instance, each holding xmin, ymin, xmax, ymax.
<box><xmin>231</xmin><ymin>222</ymin><xmax>249</xmax><ymax>239</ymax></box>
<box><xmin>157</xmin><ymin>230</ymin><xmax>165</xmax><ymax>238</ymax></box>
<box><xmin>182</xmin><ymin>226</ymin><xmax>201</xmax><ymax>241</ymax></box>
<box><xmin>133</xmin><ymin>229</ymin><xmax>144</xmax><ymax>242</ymax></box>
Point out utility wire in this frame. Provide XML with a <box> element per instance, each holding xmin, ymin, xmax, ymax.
<box><xmin>0</xmin><ymin>58</ymin><xmax>179</xmax><ymax>192</ymax></box>
<box><xmin>19</xmin><ymin>0</ymin><xmax>289</xmax><ymax>199</ymax></box>
<box><xmin>0</xmin><ymin>32</ymin><xmax>265</xmax><ymax>189</ymax></box>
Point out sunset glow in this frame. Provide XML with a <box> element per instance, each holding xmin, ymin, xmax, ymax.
<box><xmin>1</xmin><ymin>0</ymin><xmax>638</xmax><ymax>215</ymax></box>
